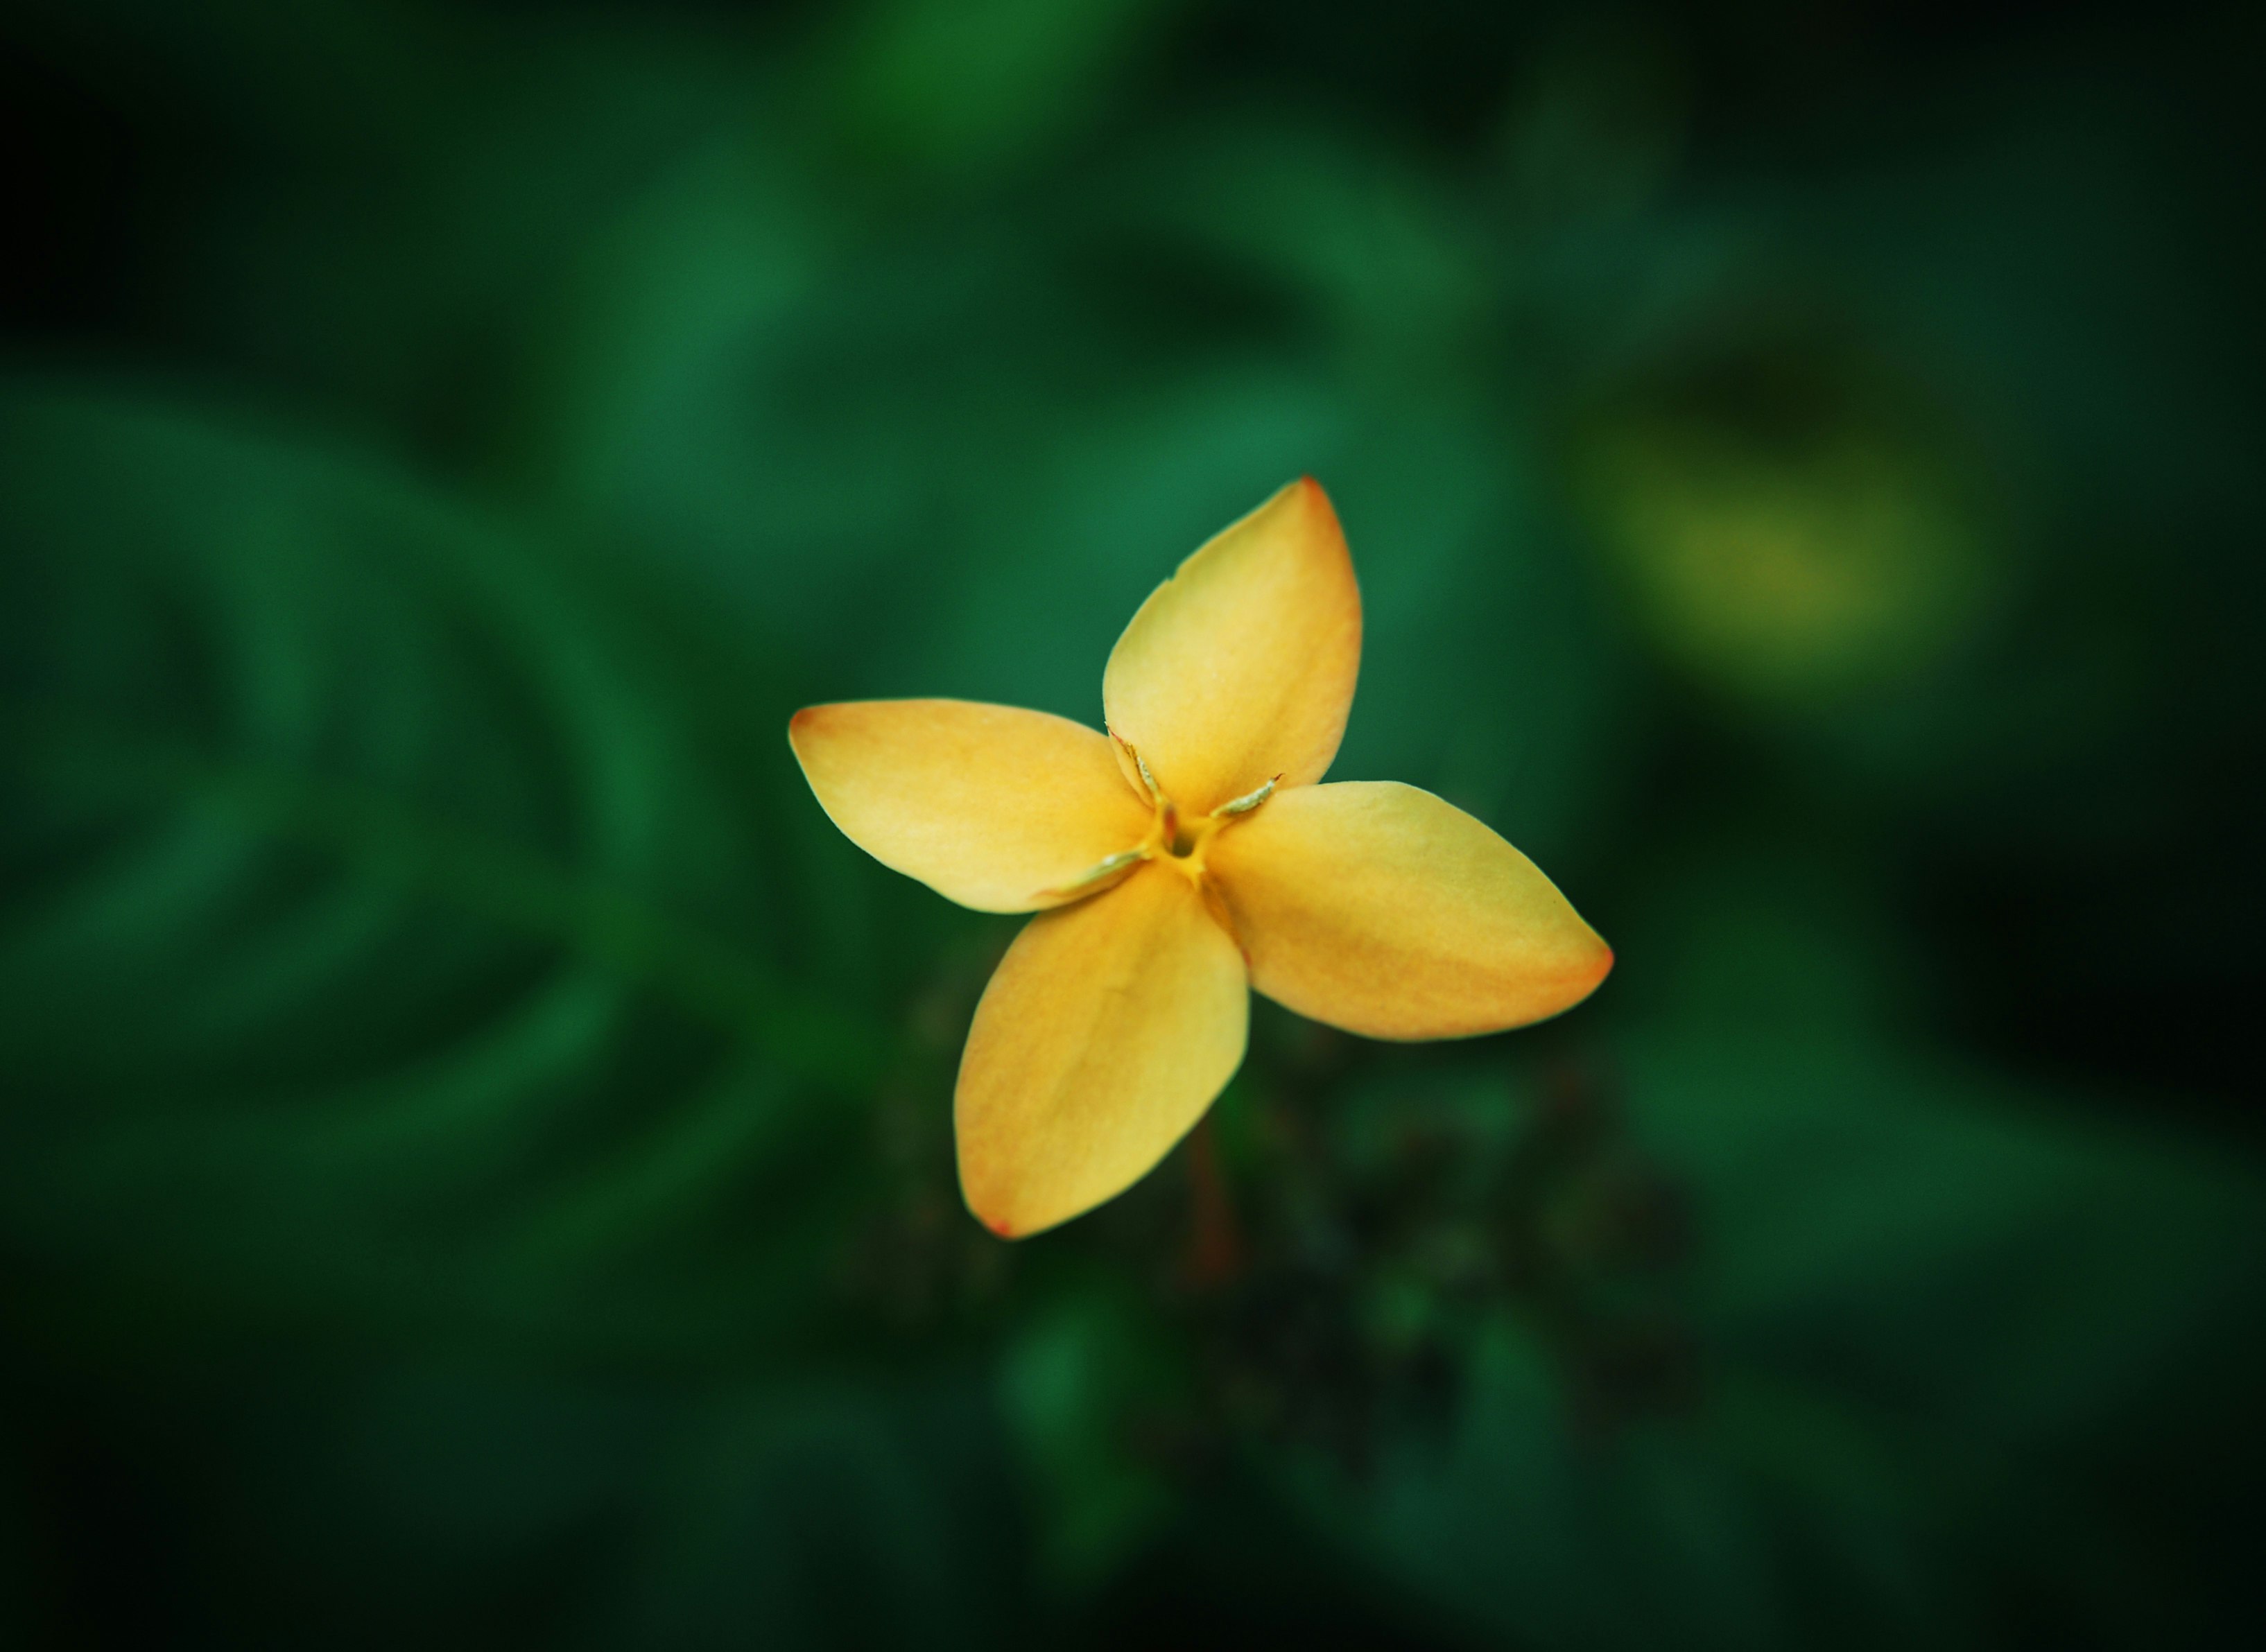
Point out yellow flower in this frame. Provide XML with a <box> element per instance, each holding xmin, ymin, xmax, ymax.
<box><xmin>789</xmin><ymin>479</ymin><xmax>1612</xmax><ymax>1237</ymax></box>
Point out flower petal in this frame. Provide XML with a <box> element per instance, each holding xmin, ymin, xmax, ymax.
<box><xmin>957</xmin><ymin>862</ymin><xmax>1248</xmax><ymax>1237</ymax></box>
<box><xmin>1207</xmin><ymin>781</ymin><xmax>1611</xmax><ymax>1039</ymax></box>
<box><xmin>1102</xmin><ymin>478</ymin><xmax>1361</xmax><ymax>812</ymax></box>
<box><xmin>788</xmin><ymin>699</ymin><xmax>1151</xmax><ymax>913</ymax></box>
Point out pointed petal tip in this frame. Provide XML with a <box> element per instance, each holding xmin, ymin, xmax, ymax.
<box><xmin>960</xmin><ymin>1173</ymin><xmax>1058</xmax><ymax>1241</ymax></box>
<box><xmin>1536</xmin><ymin>934</ymin><xmax>1615</xmax><ymax>1025</ymax></box>
<box><xmin>786</xmin><ymin>703</ymin><xmax>827</xmax><ymax>748</ymax></box>
<box><xmin>1574</xmin><ymin>940</ymin><xmax>1615</xmax><ymax>1004</ymax></box>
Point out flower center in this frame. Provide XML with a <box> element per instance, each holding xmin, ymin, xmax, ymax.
<box><xmin>1032</xmin><ymin>740</ymin><xmax>1281</xmax><ymax>905</ymax></box>
<box><xmin>1151</xmin><ymin>806</ymin><xmax>1222</xmax><ymax>878</ymax></box>
<box><xmin>1119</xmin><ymin>737</ymin><xmax>1278</xmax><ymax>887</ymax></box>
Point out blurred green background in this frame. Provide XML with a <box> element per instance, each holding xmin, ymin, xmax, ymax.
<box><xmin>3</xmin><ymin>0</ymin><xmax>2262</xmax><ymax>1645</ymax></box>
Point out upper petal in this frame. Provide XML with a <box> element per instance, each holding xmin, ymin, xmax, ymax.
<box><xmin>1102</xmin><ymin>478</ymin><xmax>1361</xmax><ymax>813</ymax></box>
<box><xmin>1206</xmin><ymin>781</ymin><xmax>1611</xmax><ymax>1040</ymax></box>
<box><xmin>957</xmin><ymin>862</ymin><xmax>1249</xmax><ymax>1237</ymax></box>
<box><xmin>788</xmin><ymin>699</ymin><xmax>1151</xmax><ymax>913</ymax></box>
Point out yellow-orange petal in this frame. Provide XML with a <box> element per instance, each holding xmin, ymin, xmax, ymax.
<box><xmin>788</xmin><ymin>699</ymin><xmax>1151</xmax><ymax>913</ymax></box>
<box><xmin>1206</xmin><ymin>781</ymin><xmax>1611</xmax><ymax>1040</ymax></box>
<box><xmin>956</xmin><ymin>862</ymin><xmax>1248</xmax><ymax>1237</ymax></box>
<box><xmin>1102</xmin><ymin>478</ymin><xmax>1361</xmax><ymax>814</ymax></box>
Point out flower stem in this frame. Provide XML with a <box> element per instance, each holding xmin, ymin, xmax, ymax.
<box><xmin>1182</xmin><ymin>1111</ymin><xmax>1243</xmax><ymax>1289</ymax></box>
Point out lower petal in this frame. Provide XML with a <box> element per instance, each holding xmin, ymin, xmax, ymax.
<box><xmin>956</xmin><ymin>862</ymin><xmax>1248</xmax><ymax>1237</ymax></box>
<box><xmin>1206</xmin><ymin>781</ymin><xmax>1611</xmax><ymax>1040</ymax></box>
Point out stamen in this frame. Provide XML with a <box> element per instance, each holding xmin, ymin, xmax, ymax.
<box><xmin>1033</xmin><ymin>847</ymin><xmax>1144</xmax><ymax>903</ymax></box>
<box><xmin>1134</xmin><ymin>748</ymin><xmax>1165</xmax><ymax>806</ymax></box>
<box><xmin>1107</xmin><ymin>727</ymin><xmax>1154</xmax><ymax>804</ymax></box>
<box><xmin>1211</xmin><ymin>774</ymin><xmax>1281</xmax><ymax>819</ymax></box>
